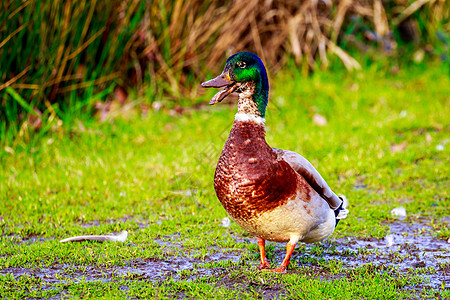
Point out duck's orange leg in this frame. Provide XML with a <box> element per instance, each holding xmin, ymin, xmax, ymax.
<box><xmin>268</xmin><ymin>241</ymin><xmax>296</xmax><ymax>273</ymax></box>
<box><xmin>257</xmin><ymin>238</ymin><xmax>270</xmax><ymax>269</ymax></box>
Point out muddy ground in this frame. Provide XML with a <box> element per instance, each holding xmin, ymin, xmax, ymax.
<box><xmin>2</xmin><ymin>220</ymin><xmax>449</xmax><ymax>297</ymax></box>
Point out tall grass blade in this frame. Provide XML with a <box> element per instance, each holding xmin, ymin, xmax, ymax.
<box><xmin>5</xmin><ymin>87</ymin><xmax>39</xmax><ymax>117</ymax></box>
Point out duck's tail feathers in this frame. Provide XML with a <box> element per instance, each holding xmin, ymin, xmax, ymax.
<box><xmin>334</xmin><ymin>195</ymin><xmax>349</xmax><ymax>227</ymax></box>
<box><xmin>336</xmin><ymin>195</ymin><xmax>349</xmax><ymax>220</ymax></box>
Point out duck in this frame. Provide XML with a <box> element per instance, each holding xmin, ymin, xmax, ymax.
<box><xmin>201</xmin><ymin>51</ymin><xmax>349</xmax><ymax>273</ymax></box>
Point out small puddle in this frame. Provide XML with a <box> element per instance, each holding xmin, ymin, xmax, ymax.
<box><xmin>114</xmin><ymin>249</ymin><xmax>242</xmax><ymax>281</ymax></box>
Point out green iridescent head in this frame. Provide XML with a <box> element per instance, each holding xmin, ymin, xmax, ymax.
<box><xmin>202</xmin><ymin>51</ymin><xmax>269</xmax><ymax>117</ymax></box>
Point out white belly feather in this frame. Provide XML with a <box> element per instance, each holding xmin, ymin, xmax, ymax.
<box><xmin>232</xmin><ymin>191</ymin><xmax>336</xmax><ymax>244</ymax></box>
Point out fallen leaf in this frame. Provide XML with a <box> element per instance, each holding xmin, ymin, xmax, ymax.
<box><xmin>413</xmin><ymin>49</ymin><xmax>425</xmax><ymax>63</ymax></box>
<box><xmin>4</xmin><ymin>146</ymin><xmax>14</xmax><ymax>154</ymax></box>
<box><xmin>27</xmin><ymin>108</ymin><xmax>43</xmax><ymax>130</ymax></box>
<box><xmin>114</xmin><ymin>86</ymin><xmax>128</xmax><ymax>105</ymax></box>
<box><xmin>140</xmin><ymin>104</ymin><xmax>150</xmax><ymax>117</ymax></box>
<box><xmin>390</xmin><ymin>66</ymin><xmax>400</xmax><ymax>75</ymax></box>
<box><xmin>313</xmin><ymin>113</ymin><xmax>327</xmax><ymax>126</ymax></box>
<box><xmin>95</xmin><ymin>101</ymin><xmax>111</xmax><ymax>121</ymax></box>
<box><xmin>152</xmin><ymin>101</ymin><xmax>162</xmax><ymax>112</ymax></box>
<box><xmin>347</xmin><ymin>83</ymin><xmax>359</xmax><ymax>91</ymax></box>
<box><xmin>391</xmin><ymin>141</ymin><xmax>408</xmax><ymax>153</ymax></box>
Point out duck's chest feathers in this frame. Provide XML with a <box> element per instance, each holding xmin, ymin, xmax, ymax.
<box><xmin>214</xmin><ymin>120</ymin><xmax>300</xmax><ymax>221</ymax></box>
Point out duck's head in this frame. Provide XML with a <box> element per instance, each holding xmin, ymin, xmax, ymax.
<box><xmin>202</xmin><ymin>51</ymin><xmax>269</xmax><ymax>117</ymax></box>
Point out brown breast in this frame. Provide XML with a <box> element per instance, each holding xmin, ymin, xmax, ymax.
<box><xmin>214</xmin><ymin>120</ymin><xmax>302</xmax><ymax>222</ymax></box>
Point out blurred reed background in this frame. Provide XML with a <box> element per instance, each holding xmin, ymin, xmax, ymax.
<box><xmin>0</xmin><ymin>0</ymin><xmax>448</xmax><ymax>145</ymax></box>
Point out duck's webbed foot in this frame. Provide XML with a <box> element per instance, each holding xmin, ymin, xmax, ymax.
<box><xmin>258</xmin><ymin>262</ymin><xmax>271</xmax><ymax>270</ymax></box>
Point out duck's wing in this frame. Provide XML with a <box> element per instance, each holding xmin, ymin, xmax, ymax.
<box><xmin>272</xmin><ymin>148</ymin><xmax>343</xmax><ymax>210</ymax></box>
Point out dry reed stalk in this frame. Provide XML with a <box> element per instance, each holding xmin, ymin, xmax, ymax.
<box><xmin>392</xmin><ymin>0</ymin><xmax>431</xmax><ymax>26</ymax></box>
<box><xmin>1</xmin><ymin>0</ymin><xmax>448</xmax><ymax>129</ymax></box>
<box><xmin>125</xmin><ymin>0</ymin><xmax>450</xmax><ymax>100</ymax></box>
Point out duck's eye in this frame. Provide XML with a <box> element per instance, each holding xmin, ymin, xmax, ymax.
<box><xmin>237</xmin><ymin>61</ymin><xmax>246</xmax><ymax>69</ymax></box>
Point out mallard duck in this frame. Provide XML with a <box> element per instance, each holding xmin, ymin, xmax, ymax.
<box><xmin>201</xmin><ymin>51</ymin><xmax>349</xmax><ymax>273</ymax></box>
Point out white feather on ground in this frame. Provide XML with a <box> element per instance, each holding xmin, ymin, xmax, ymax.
<box><xmin>59</xmin><ymin>231</ymin><xmax>128</xmax><ymax>243</ymax></box>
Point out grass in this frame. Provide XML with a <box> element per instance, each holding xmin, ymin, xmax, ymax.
<box><xmin>2</xmin><ymin>0</ymin><xmax>448</xmax><ymax>146</ymax></box>
<box><xmin>0</xmin><ymin>0</ymin><xmax>145</xmax><ymax>145</ymax></box>
<box><xmin>0</xmin><ymin>62</ymin><xmax>449</xmax><ymax>298</ymax></box>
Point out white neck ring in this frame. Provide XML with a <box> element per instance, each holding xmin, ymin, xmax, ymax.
<box><xmin>235</xmin><ymin>113</ymin><xmax>265</xmax><ymax>125</ymax></box>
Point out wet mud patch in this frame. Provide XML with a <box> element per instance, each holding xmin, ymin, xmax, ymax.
<box><xmin>0</xmin><ymin>238</ymin><xmax>243</xmax><ymax>285</ymax></box>
<box><xmin>281</xmin><ymin>221</ymin><xmax>450</xmax><ymax>289</ymax></box>
<box><xmin>1</xmin><ymin>220</ymin><xmax>448</xmax><ymax>298</ymax></box>
<box><xmin>214</xmin><ymin>272</ymin><xmax>287</xmax><ymax>299</ymax></box>
<box><xmin>208</xmin><ymin>221</ymin><xmax>449</xmax><ymax>296</ymax></box>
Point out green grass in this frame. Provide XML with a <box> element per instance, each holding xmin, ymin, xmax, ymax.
<box><xmin>0</xmin><ymin>63</ymin><xmax>449</xmax><ymax>299</ymax></box>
